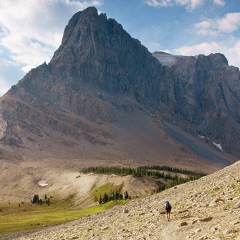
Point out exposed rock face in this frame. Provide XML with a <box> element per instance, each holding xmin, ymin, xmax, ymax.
<box><xmin>153</xmin><ymin>52</ymin><xmax>240</xmax><ymax>157</ymax></box>
<box><xmin>0</xmin><ymin>6</ymin><xmax>239</xmax><ymax>166</ymax></box>
<box><xmin>50</xmin><ymin>7</ymin><xmax>163</xmax><ymax>104</ymax></box>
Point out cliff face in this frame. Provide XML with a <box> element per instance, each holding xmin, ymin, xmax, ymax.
<box><xmin>0</xmin><ymin>7</ymin><xmax>239</xmax><ymax>166</ymax></box>
<box><xmin>153</xmin><ymin>52</ymin><xmax>240</xmax><ymax>157</ymax></box>
<box><xmin>49</xmin><ymin>7</ymin><xmax>163</xmax><ymax>105</ymax></box>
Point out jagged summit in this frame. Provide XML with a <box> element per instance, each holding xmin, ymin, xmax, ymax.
<box><xmin>49</xmin><ymin>6</ymin><xmax>162</xmax><ymax>98</ymax></box>
<box><xmin>57</xmin><ymin>7</ymin><xmax>124</xmax><ymax>49</ymax></box>
<box><xmin>60</xmin><ymin>7</ymin><xmax>100</xmax><ymax>46</ymax></box>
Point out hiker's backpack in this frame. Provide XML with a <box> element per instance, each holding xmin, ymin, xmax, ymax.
<box><xmin>165</xmin><ymin>201</ymin><xmax>171</xmax><ymax>208</ymax></box>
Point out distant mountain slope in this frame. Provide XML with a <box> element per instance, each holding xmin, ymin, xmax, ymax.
<box><xmin>0</xmin><ymin>7</ymin><xmax>238</xmax><ymax>171</ymax></box>
<box><xmin>153</xmin><ymin>51</ymin><xmax>240</xmax><ymax>158</ymax></box>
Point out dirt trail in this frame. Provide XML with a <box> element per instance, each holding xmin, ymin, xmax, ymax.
<box><xmin>160</xmin><ymin>218</ymin><xmax>180</xmax><ymax>240</ymax></box>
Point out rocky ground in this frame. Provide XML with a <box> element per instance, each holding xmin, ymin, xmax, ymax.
<box><xmin>1</xmin><ymin>161</ymin><xmax>240</xmax><ymax>240</ymax></box>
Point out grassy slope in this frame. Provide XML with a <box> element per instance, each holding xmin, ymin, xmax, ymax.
<box><xmin>0</xmin><ymin>166</ymin><xmax>205</xmax><ymax>235</ymax></box>
<box><xmin>0</xmin><ymin>194</ymin><xmax>126</xmax><ymax>235</ymax></box>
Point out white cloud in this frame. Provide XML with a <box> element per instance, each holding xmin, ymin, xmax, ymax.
<box><xmin>217</xmin><ymin>12</ymin><xmax>240</xmax><ymax>33</ymax></box>
<box><xmin>0</xmin><ymin>77</ymin><xmax>11</xmax><ymax>96</ymax></box>
<box><xmin>144</xmin><ymin>0</ymin><xmax>224</xmax><ymax>10</ymax></box>
<box><xmin>0</xmin><ymin>0</ymin><xmax>103</xmax><ymax>96</ymax></box>
<box><xmin>0</xmin><ymin>57</ymin><xmax>25</xmax><ymax>94</ymax></box>
<box><xmin>175</xmin><ymin>0</ymin><xmax>204</xmax><ymax>10</ymax></box>
<box><xmin>195</xmin><ymin>19</ymin><xmax>218</xmax><ymax>35</ymax></box>
<box><xmin>144</xmin><ymin>0</ymin><xmax>173</xmax><ymax>7</ymax></box>
<box><xmin>213</xmin><ymin>0</ymin><xmax>225</xmax><ymax>6</ymax></box>
<box><xmin>0</xmin><ymin>0</ymin><xmax>103</xmax><ymax>72</ymax></box>
<box><xmin>173</xmin><ymin>40</ymin><xmax>240</xmax><ymax>69</ymax></box>
<box><xmin>196</xmin><ymin>12</ymin><xmax>240</xmax><ymax>36</ymax></box>
<box><xmin>63</xmin><ymin>0</ymin><xmax>102</xmax><ymax>7</ymax></box>
<box><xmin>174</xmin><ymin>41</ymin><xmax>220</xmax><ymax>55</ymax></box>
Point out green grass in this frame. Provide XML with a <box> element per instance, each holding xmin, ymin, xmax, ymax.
<box><xmin>0</xmin><ymin>195</ymin><xmax>126</xmax><ymax>236</ymax></box>
<box><xmin>91</xmin><ymin>182</ymin><xmax>124</xmax><ymax>202</ymax></box>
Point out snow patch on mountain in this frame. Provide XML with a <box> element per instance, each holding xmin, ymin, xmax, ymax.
<box><xmin>212</xmin><ymin>142</ymin><xmax>223</xmax><ymax>151</ymax></box>
<box><xmin>152</xmin><ymin>51</ymin><xmax>185</xmax><ymax>66</ymax></box>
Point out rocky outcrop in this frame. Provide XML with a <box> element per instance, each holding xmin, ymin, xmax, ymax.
<box><xmin>50</xmin><ymin>7</ymin><xmax>163</xmax><ymax>105</ymax></box>
<box><xmin>154</xmin><ymin>52</ymin><xmax>240</xmax><ymax>158</ymax></box>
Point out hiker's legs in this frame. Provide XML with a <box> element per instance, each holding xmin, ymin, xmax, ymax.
<box><xmin>166</xmin><ymin>208</ymin><xmax>171</xmax><ymax>220</ymax></box>
<box><xmin>166</xmin><ymin>211</ymin><xmax>170</xmax><ymax>220</ymax></box>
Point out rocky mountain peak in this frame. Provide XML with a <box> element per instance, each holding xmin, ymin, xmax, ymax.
<box><xmin>51</xmin><ymin>6</ymin><xmax>132</xmax><ymax>66</ymax></box>
<box><xmin>60</xmin><ymin>7</ymin><xmax>99</xmax><ymax>46</ymax></box>
<box><xmin>208</xmin><ymin>53</ymin><xmax>229</xmax><ymax>68</ymax></box>
<box><xmin>49</xmin><ymin>6</ymin><xmax>162</xmax><ymax>99</ymax></box>
<box><xmin>56</xmin><ymin>6</ymin><xmax>120</xmax><ymax>51</ymax></box>
<box><xmin>196</xmin><ymin>53</ymin><xmax>229</xmax><ymax>70</ymax></box>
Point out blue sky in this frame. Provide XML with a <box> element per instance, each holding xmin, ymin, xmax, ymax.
<box><xmin>0</xmin><ymin>0</ymin><xmax>239</xmax><ymax>96</ymax></box>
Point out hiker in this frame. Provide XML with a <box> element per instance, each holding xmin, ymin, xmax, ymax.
<box><xmin>164</xmin><ymin>200</ymin><xmax>171</xmax><ymax>221</ymax></box>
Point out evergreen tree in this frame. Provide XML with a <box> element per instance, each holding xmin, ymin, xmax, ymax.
<box><xmin>46</xmin><ymin>199</ymin><xmax>50</xmax><ymax>206</ymax></box>
<box><xmin>120</xmin><ymin>193</ymin><xmax>123</xmax><ymax>200</ymax></box>
<box><xmin>32</xmin><ymin>194</ymin><xmax>39</xmax><ymax>204</ymax></box>
<box><xmin>115</xmin><ymin>191</ymin><xmax>119</xmax><ymax>200</ymax></box>
<box><xmin>125</xmin><ymin>191</ymin><xmax>129</xmax><ymax>200</ymax></box>
<box><xmin>99</xmin><ymin>195</ymin><xmax>103</xmax><ymax>204</ymax></box>
<box><xmin>103</xmin><ymin>193</ymin><xmax>108</xmax><ymax>203</ymax></box>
